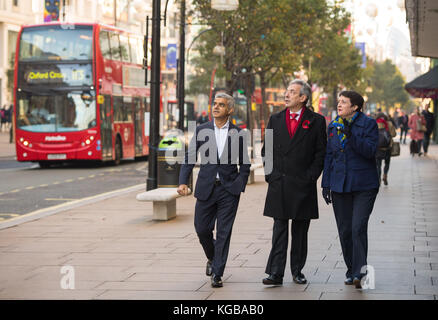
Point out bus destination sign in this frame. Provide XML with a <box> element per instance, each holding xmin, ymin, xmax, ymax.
<box><xmin>21</xmin><ymin>64</ymin><xmax>93</xmax><ymax>86</ymax></box>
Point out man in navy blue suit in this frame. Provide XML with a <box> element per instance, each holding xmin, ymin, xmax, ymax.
<box><xmin>178</xmin><ymin>92</ymin><xmax>251</xmax><ymax>288</ymax></box>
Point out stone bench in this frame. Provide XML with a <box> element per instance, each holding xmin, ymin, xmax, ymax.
<box><xmin>136</xmin><ymin>187</ymin><xmax>190</xmax><ymax>221</ymax></box>
<box><xmin>248</xmin><ymin>163</ymin><xmax>263</xmax><ymax>185</ymax></box>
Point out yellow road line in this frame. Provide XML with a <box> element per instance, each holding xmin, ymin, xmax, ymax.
<box><xmin>65</xmin><ymin>179</ymin><xmax>74</xmax><ymax>182</ymax></box>
<box><xmin>39</xmin><ymin>184</ymin><xmax>48</xmax><ymax>187</ymax></box>
<box><xmin>10</xmin><ymin>189</ymin><xmax>20</xmax><ymax>193</ymax></box>
<box><xmin>25</xmin><ymin>186</ymin><xmax>35</xmax><ymax>190</ymax></box>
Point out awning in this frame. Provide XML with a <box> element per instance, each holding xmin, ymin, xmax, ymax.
<box><xmin>405</xmin><ymin>66</ymin><xmax>438</xmax><ymax>99</ymax></box>
<box><xmin>405</xmin><ymin>0</ymin><xmax>438</xmax><ymax>59</ymax></box>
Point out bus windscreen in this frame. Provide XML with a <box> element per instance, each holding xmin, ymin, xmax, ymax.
<box><xmin>19</xmin><ymin>25</ymin><xmax>93</xmax><ymax>61</ymax></box>
<box><xmin>16</xmin><ymin>90</ymin><xmax>96</xmax><ymax>133</ymax></box>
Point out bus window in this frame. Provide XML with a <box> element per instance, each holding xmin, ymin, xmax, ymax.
<box><xmin>129</xmin><ymin>37</ymin><xmax>139</xmax><ymax>65</ymax></box>
<box><xmin>16</xmin><ymin>90</ymin><xmax>96</xmax><ymax>132</ymax></box>
<box><xmin>99</xmin><ymin>30</ymin><xmax>112</xmax><ymax>60</ymax></box>
<box><xmin>119</xmin><ymin>34</ymin><xmax>131</xmax><ymax>63</ymax></box>
<box><xmin>113</xmin><ymin>96</ymin><xmax>123</xmax><ymax>122</ymax></box>
<box><xmin>109</xmin><ymin>32</ymin><xmax>121</xmax><ymax>61</ymax></box>
<box><xmin>19</xmin><ymin>25</ymin><xmax>93</xmax><ymax>61</ymax></box>
<box><xmin>138</xmin><ymin>38</ymin><xmax>146</xmax><ymax>65</ymax></box>
<box><xmin>124</xmin><ymin>101</ymin><xmax>133</xmax><ymax>122</ymax></box>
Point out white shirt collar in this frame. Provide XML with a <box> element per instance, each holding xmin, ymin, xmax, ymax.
<box><xmin>289</xmin><ymin>107</ymin><xmax>303</xmax><ymax>118</ymax></box>
<box><xmin>214</xmin><ymin>119</ymin><xmax>230</xmax><ymax>129</ymax></box>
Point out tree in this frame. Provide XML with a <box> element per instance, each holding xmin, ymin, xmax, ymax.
<box><xmin>302</xmin><ymin>2</ymin><xmax>364</xmax><ymax>111</ymax></box>
<box><xmin>188</xmin><ymin>0</ymin><xmax>346</xmax><ymax>120</ymax></box>
<box><xmin>367</xmin><ymin>59</ymin><xmax>410</xmax><ymax>111</ymax></box>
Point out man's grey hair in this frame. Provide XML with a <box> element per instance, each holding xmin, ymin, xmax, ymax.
<box><xmin>289</xmin><ymin>79</ymin><xmax>311</xmax><ymax>105</ymax></box>
<box><xmin>215</xmin><ymin>92</ymin><xmax>235</xmax><ymax>109</ymax></box>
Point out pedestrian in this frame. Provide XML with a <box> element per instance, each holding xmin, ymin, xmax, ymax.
<box><xmin>321</xmin><ymin>90</ymin><xmax>379</xmax><ymax>289</ymax></box>
<box><xmin>421</xmin><ymin>103</ymin><xmax>435</xmax><ymax>155</ymax></box>
<box><xmin>408</xmin><ymin>107</ymin><xmax>427</xmax><ymax>156</ymax></box>
<box><xmin>177</xmin><ymin>92</ymin><xmax>251</xmax><ymax>288</ymax></box>
<box><xmin>261</xmin><ymin>79</ymin><xmax>327</xmax><ymax>286</ymax></box>
<box><xmin>5</xmin><ymin>104</ymin><xmax>12</xmax><ymax>132</ymax></box>
<box><xmin>0</xmin><ymin>104</ymin><xmax>7</xmax><ymax>132</ymax></box>
<box><xmin>375</xmin><ymin>112</ymin><xmax>397</xmax><ymax>185</ymax></box>
<box><xmin>197</xmin><ymin>110</ymin><xmax>209</xmax><ymax>125</ymax></box>
<box><xmin>398</xmin><ymin>111</ymin><xmax>409</xmax><ymax>144</ymax></box>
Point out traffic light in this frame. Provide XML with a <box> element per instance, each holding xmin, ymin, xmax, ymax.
<box><xmin>234</xmin><ymin>68</ymin><xmax>255</xmax><ymax>96</ymax></box>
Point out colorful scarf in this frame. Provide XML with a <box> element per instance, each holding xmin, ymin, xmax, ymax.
<box><xmin>332</xmin><ymin>113</ymin><xmax>359</xmax><ymax>149</ymax></box>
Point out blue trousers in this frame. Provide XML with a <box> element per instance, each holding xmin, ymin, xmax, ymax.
<box><xmin>331</xmin><ymin>189</ymin><xmax>378</xmax><ymax>279</ymax></box>
<box><xmin>194</xmin><ymin>184</ymin><xmax>240</xmax><ymax>277</ymax></box>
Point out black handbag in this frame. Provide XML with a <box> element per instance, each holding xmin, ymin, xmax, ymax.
<box><xmin>391</xmin><ymin>142</ymin><xmax>400</xmax><ymax>157</ymax></box>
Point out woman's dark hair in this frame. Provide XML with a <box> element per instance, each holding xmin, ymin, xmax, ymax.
<box><xmin>339</xmin><ymin>90</ymin><xmax>364</xmax><ymax>111</ymax></box>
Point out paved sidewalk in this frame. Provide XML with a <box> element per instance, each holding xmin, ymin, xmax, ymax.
<box><xmin>0</xmin><ymin>131</ymin><xmax>15</xmax><ymax>158</ymax></box>
<box><xmin>0</xmin><ymin>142</ymin><xmax>437</xmax><ymax>300</ymax></box>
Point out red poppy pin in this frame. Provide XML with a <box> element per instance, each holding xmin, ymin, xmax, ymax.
<box><xmin>329</xmin><ymin>132</ymin><xmax>334</xmax><ymax>137</ymax></box>
<box><xmin>302</xmin><ymin>120</ymin><xmax>310</xmax><ymax>129</ymax></box>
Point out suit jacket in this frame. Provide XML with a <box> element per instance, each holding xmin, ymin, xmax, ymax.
<box><xmin>262</xmin><ymin>107</ymin><xmax>327</xmax><ymax>220</ymax></box>
<box><xmin>321</xmin><ymin>112</ymin><xmax>379</xmax><ymax>193</ymax></box>
<box><xmin>179</xmin><ymin>120</ymin><xmax>251</xmax><ymax>201</ymax></box>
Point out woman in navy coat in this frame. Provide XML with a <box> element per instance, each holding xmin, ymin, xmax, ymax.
<box><xmin>321</xmin><ymin>90</ymin><xmax>379</xmax><ymax>289</ymax></box>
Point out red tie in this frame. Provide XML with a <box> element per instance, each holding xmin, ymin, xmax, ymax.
<box><xmin>290</xmin><ymin>113</ymin><xmax>298</xmax><ymax>136</ymax></box>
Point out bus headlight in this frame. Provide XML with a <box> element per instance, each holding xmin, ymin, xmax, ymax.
<box><xmin>20</xmin><ymin>138</ymin><xmax>32</xmax><ymax>148</ymax></box>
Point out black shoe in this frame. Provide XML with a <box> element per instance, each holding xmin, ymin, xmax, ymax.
<box><xmin>344</xmin><ymin>277</ymin><xmax>354</xmax><ymax>285</ymax></box>
<box><xmin>211</xmin><ymin>274</ymin><xmax>223</xmax><ymax>288</ymax></box>
<box><xmin>353</xmin><ymin>277</ymin><xmax>362</xmax><ymax>289</ymax></box>
<box><xmin>262</xmin><ymin>274</ymin><xmax>283</xmax><ymax>285</ymax></box>
<box><xmin>206</xmin><ymin>260</ymin><xmax>212</xmax><ymax>276</ymax></box>
<box><xmin>293</xmin><ymin>273</ymin><xmax>307</xmax><ymax>285</ymax></box>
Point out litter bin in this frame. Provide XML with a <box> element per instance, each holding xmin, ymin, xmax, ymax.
<box><xmin>157</xmin><ymin>136</ymin><xmax>183</xmax><ymax>188</ymax></box>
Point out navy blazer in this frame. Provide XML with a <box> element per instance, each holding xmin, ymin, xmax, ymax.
<box><xmin>179</xmin><ymin>120</ymin><xmax>251</xmax><ymax>201</ymax></box>
<box><xmin>321</xmin><ymin>112</ymin><xmax>380</xmax><ymax>193</ymax></box>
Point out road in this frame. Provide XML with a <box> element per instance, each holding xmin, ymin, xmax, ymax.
<box><xmin>0</xmin><ymin>158</ymin><xmax>148</xmax><ymax>221</ymax></box>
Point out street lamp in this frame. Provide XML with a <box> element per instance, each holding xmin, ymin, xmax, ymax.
<box><xmin>146</xmin><ymin>0</ymin><xmax>162</xmax><ymax>191</ymax></box>
<box><xmin>147</xmin><ymin>0</ymin><xmax>239</xmax><ymax>191</ymax></box>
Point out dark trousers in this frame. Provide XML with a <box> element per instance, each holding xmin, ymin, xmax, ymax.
<box><xmin>376</xmin><ymin>152</ymin><xmax>391</xmax><ymax>181</ymax></box>
<box><xmin>265</xmin><ymin>219</ymin><xmax>311</xmax><ymax>277</ymax></box>
<box><xmin>423</xmin><ymin>133</ymin><xmax>431</xmax><ymax>153</ymax></box>
<box><xmin>331</xmin><ymin>189</ymin><xmax>378</xmax><ymax>279</ymax></box>
<box><xmin>416</xmin><ymin>139</ymin><xmax>423</xmax><ymax>154</ymax></box>
<box><xmin>194</xmin><ymin>184</ymin><xmax>240</xmax><ymax>277</ymax></box>
<box><xmin>400</xmin><ymin>128</ymin><xmax>408</xmax><ymax>143</ymax></box>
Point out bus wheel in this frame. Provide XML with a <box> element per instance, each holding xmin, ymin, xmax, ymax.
<box><xmin>114</xmin><ymin>138</ymin><xmax>122</xmax><ymax>166</ymax></box>
<box><xmin>39</xmin><ymin>161</ymin><xmax>51</xmax><ymax>169</ymax></box>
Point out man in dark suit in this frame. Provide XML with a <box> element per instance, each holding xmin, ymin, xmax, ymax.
<box><xmin>178</xmin><ymin>92</ymin><xmax>250</xmax><ymax>288</ymax></box>
<box><xmin>262</xmin><ymin>79</ymin><xmax>327</xmax><ymax>285</ymax></box>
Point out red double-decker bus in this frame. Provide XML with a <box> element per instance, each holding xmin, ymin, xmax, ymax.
<box><xmin>14</xmin><ymin>22</ymin><xmax>152</xmax><ymax>167</ymax></box>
